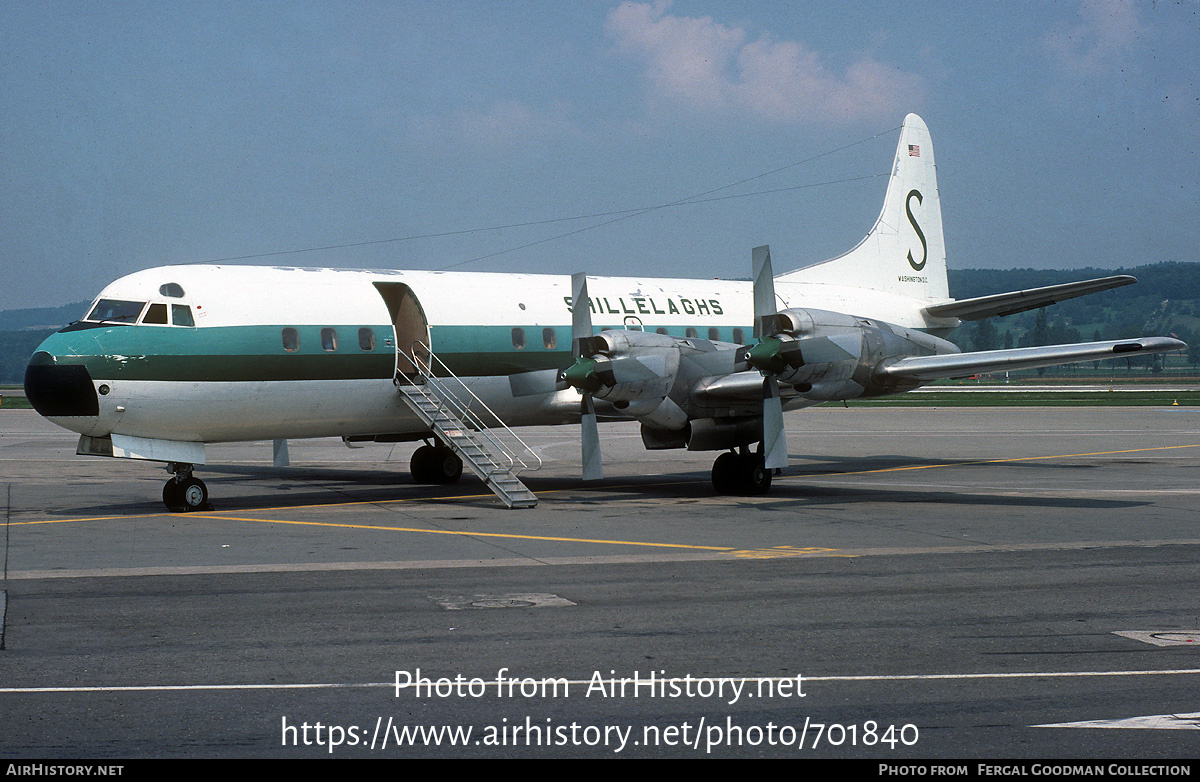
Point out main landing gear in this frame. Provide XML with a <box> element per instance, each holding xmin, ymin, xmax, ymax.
<box><xmin>711</xmin><ymin>447</ymin><xmax>773</xmax><ymax>496</ymax></box>
<box><xmin>162</xmin><ymin>462</ymin><xmax>212</xmax><ymax>512</ymax></box>
<box><xmin>409</xmin><ymin>441</ymin><xmax>464</xmax><ymax>485</ymax></box>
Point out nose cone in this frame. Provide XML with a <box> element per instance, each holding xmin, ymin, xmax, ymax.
<box><xmin>24</xmin><ymin>350</ymin><xmax>99</xmax><ymax>418</ymax></box>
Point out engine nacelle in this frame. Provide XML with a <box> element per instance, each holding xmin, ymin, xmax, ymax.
<box><xmin>584</xmin><ymin>330</ymin><xmax>680</xmax><ymax>404</ymax></box>
<box><xmin>583</xmin><ymin>328</ymin><xmax>679</xmax><ymax>356</ymax></box>
<box><xmin>751</xmin><ymin>308</ymin><xmax>957</xmax><ymax>401</ymax></box>
<box><xmin>564</xmin><ymin>329</ymin><xmax>689</xmax><ymax>430</ymax></box>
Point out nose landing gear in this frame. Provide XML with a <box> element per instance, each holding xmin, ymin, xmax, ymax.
<box><xmin>163</xmin><ymin>462</ymin><xmax>211</xmax><ymax>512</ymax></box>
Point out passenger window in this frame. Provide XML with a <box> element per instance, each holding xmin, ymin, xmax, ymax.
<box><xmin>733</xmin><ymin>328</ymin><xmax>744</xmax><ymax>344</ymax></box>
<box><xmin>142</xmin><ymin>303</ymin><xmax>168</xmax><ymax>324</ymax></box>
<box><xmin>685</xmin><ymin>327</ymin><xmax>698</xmax><ymax>338</ymax></box>
<box><xmin>321</xmin><ymin>328</ymin><xmax>338</xmax><ymax>351</ymax></box>
<box><xmin>708</xmin><ymin>327</ymin><xmax>720</xmax><ymax>341</ymax></box>
<box><xmin>656</xmin><ymin>328</ymin><xmax>668</xmax><ymax>335</ymax></box>
<box><xmin>542</xmin><ymin>328</ymin><xmax>557</xmax><ymax>350</ymax></box>
<box><xmin>358</xmin><ymin>328</ymin><xmax>375</xmax><ymax>351</ymax></box>
<box><xmin>511</xmin><ymin>328</ymin><xmax>526</xmax><ymax>349</ymax></box>
<box><xmin>282</xmin><ymin>328</ymin><xmax>299</xmax><ymax>352</ymax></box>
<box><xmin>171</xmin><ymin>305</ymin><xmax>194</xmax><ymax>327</ymax></box>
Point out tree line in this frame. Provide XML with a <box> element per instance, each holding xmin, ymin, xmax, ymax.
<box><xmin>949</xmin><ymin>263</ymin><xmax>1200</xmax><ymax>370</ymax></box>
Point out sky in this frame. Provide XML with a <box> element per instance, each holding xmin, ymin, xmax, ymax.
<box><xmin>1</xmin><ymin>0</ymin><xmax>1197</xmax><ymax>311</ymax></box>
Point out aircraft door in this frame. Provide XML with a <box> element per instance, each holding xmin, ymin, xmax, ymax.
<box><xmin>373</xmin><ymin>282</ymin><xmax>431</xmax><ymax>378</ymax></box>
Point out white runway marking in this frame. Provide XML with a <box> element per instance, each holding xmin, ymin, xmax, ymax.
<box><xmin>1114</xmin><ymin>630</ymin><xmax>1200</xmax><ymax>647</ymax></box>
<box><xmin>4</xmin><ymin>668</ymin><xmax>1199</xmax><ymax>695</ymax></box>
<box><xmin>1035</xmin><ymin>713</ymin><xmax>1200</xmax><ymax>730</ymax></box>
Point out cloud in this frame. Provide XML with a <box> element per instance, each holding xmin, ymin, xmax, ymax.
<box><xmin>1044</xmin><ymin>0</ymin><xmax>1145</xmax><ymax>76</ymax></box>
<box><xmin>605</xmin><ymin>0</ymin><xmax>924</xmax><ymax>124</ymax></box>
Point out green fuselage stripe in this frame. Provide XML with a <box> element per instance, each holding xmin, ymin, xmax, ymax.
<box><xmin>35</xmin><ymin>322</ymin><xmax>752</xmax><ymax>382</ymax></box>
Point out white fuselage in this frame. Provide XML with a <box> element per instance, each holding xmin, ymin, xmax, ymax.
<box><xmin>30</xmin><ymin>263</ymin><xmax>946</xmax><ymax>443</ymax></box>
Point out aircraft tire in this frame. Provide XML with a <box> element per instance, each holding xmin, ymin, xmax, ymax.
<box><xmin>179</xmin><ymin>477</ymin><xmax>210</xmax><ymax>510</ymax></box>
<box><xmin>738</xmin><ymin>453</ymin><xmax>772</xmax><ymax>496</ymax></box>
<box><xmin>410</xmin><ymin>445</ymin><xmax>438</xmax><ymax>484</ymax></box>
<box><xmin>711</xmin><ymin>452</ymin><xmax>740</xmax><ymax>495</ymax></box>
<box><xmin>163</xmin><ymin>480</ymin><xmax>184</xmax><ymax>512</ymax></box>
<box><xmin>163</xmin><ymin>477</ymin><xmax>210</xmax><ymax>511</ymax></box>
<box><xmin>432</xmin><ymin>447</ymin><xmax>463</xmax><ymax>484</ymax></box>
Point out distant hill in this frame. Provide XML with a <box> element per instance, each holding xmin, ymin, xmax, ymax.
<box><xmin>947</xmin><ymin>263</ymin><xmax>1200</xmax><ymax>368</ymax></box>
<box><xmin>0</xmin><ymin>301</ymin><xmax>90</xmax><ymax>331</ymax></box>
<box><xmin>948</xmin><ymin>262</ymin><xmax>1200</xmax><ymax>303</ymax></box>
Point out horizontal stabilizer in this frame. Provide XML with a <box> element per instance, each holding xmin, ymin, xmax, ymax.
<box><xmin>877</xmin><ymin>337</ymin><xmax>1186</xmax><ymax>381</ymax></box>
<box><xmin>924</xmin><ymin>276</ymin><xmax>1136</xmax><ymax>321</ymax></box>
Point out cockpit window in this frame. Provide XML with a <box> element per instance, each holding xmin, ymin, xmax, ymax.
<box><xmin>171</xmin><ymin>304</ymin><xmax>194</xmax><ymax>327</ymax></box>
<box><xmin>159</xmin><ymin>283</ymin><xmax>185</xmax><ymax>298</ymax></box>
<box><xmin>142</xmin><ymin>303</ymin><xmax>168</xmax><ymax>324</ymax></box>
<box><xmin>87</xmin><ymin>299</ymin><xmax>145</xmax><ymax>323</ymax></box>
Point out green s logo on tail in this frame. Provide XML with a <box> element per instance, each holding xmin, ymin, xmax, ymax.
<box><xmin>906</xmin><ymin>189</ymin><xmax>927</xmax><ymax>271</ymax></box>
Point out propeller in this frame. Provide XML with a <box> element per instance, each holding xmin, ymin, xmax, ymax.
<box><xmin>747</xmin><ymin>245</ymin><xmax>788</xmax><ymax>471</ymax></box>
<box><xmin>566</xmin><ymin>273</ymin><xmax>603</xmax><ymax>480</ymax></box>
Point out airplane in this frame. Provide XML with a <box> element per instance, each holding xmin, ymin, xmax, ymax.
<box><xmin>23</xmin><ymin>114</ymin><xmax>1185</xmax><ymax>511</ymax></box>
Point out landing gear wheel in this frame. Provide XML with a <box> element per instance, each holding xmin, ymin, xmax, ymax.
<box><xmin>411</xmin><ymin>445</ymin><xmax>463</xmax><ymax>484</ymax></box>
<box><xmin>432</xmin><ymin>448</ymin><xmax>463</xmax><ymax>484</ymax></box>
<box><xmin>163</xmin><ymin>476</ymin><xmax>209</xmax><ymax>511</ymax></box>
<box><xmin>163</xmin><ymin>480</ymin><xmax>184</xmax><ymax>511</ymax></box>
<box><xmin>710</xmin><ymin>451</ymin><xmax>772</xmax><ymax>496</ymax></box>
<box><xmin>410</xmin><ymin>445</ymin><xmax>438</xmax><ymax>484</ymax></box>
<box><xmin>738</xmin><ymin>453</ymin><xmax>772</xmax><ymax>496</ymax></box>
<box><xmin>711</xmin><ymin>452</ymin><xmax>740</xmax><ymax>495</ymax></box>
<box><xmin>178</xmin><ymin>477</ymin><xmax>209</xmax><ymax>509</ymax></box>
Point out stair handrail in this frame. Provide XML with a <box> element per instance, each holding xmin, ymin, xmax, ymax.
<box><xmin>397</xmin><ymin>340</ymin><xmax>542</xmax><ymax>475</ymax></box>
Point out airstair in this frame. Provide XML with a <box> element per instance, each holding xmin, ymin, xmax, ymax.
<box><xmin>395</xmin><ymin>343</ymin><xmax>540</xmax><ymax>509</ymax></box>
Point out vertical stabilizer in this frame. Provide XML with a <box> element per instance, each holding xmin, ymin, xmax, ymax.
<box><xmin>779</xmin><ymin>114</ymin><xmax>948</xmax><ymax>303</ymax></box>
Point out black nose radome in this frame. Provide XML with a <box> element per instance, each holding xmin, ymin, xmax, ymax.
<box><xmin>24</xmin><ymin>352</ymin><xmax>99</xmax><ymax>417</ymax></box>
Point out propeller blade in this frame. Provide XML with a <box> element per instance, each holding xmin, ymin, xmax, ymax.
<box><xmin>572</xmin><ymin>273</ymin><xmax>603</xmax><ymax>480</ymax></box>
<box><xmin>752</xmin><ymin>245</ymin><xmax>778</xmax><ymax>339</ymax></box>
<box><xmin>605</xmin><ymin>353</ymin><xmax>668</xmax><ymax>384</ymax></box>
<box><xmin>571</xmin><ymin>272</ymin><xmax>593</xmax><ymax>353</ymax></box>
<box><xmin>580</xmin><ymin>394</ymin><xmax>603</xmax><ymax>481</ymax></box>
<box><xmin>272</xmin><ymin>438</ymin><xmax>290</xmax><ymax>468</ymax></box>
<box><xmin>761</xmin><ymin>376</ymin><xmax>788</xmax><ymax>470</ymax></box>
<box><xmin>753</xmin><ymin>246</ymin><xmax>788</xmax><ymax>471</ymax></box>
<box><xmin>509</xmin><ymin>368</ymin><xmax>567</xmax><ymax>397</ymax></box>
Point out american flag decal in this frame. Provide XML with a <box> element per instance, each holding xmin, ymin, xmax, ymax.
<box><xmin>908</xmin><ymin>145</ymin><xmax>920</xmax><ymax>157</ymax></box>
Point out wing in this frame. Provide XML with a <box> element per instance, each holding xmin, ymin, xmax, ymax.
<box><xmin>876</xmin><ymin>337</ymin><xmax>1185</xmax><ymax>381</ymax></box>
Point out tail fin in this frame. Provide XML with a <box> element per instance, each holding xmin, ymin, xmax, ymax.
<box><xmin>778</xmin><ymin>113</ymin><xmax>948</xmax><ymax>303</ymax></box>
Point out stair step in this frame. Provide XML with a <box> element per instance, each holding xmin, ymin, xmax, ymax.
<box><xmin>398</xmin><ymin>378</ymin><xmax>537</xmax><ymax>509</ymax></box>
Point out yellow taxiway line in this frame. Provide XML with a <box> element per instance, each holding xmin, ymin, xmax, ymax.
<box><xmin>792</xmin><ymin>443</ymin><xmax>1200</xmax><ymax>478</ymax></box>
<box><xmin>7</xmin><ymin>443</ymin><xmax>1198</xmax><ymax>557</ymax></box>
<box><xmin>187</xmin><ymin>513</ymin><xmax>737</xmax><ymax>552</ymax></box>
